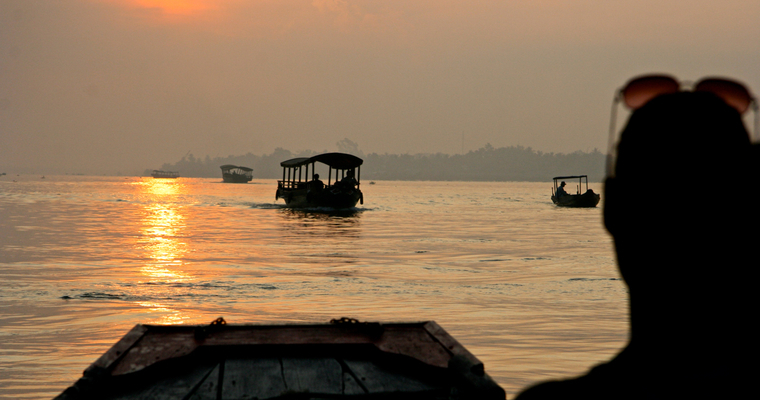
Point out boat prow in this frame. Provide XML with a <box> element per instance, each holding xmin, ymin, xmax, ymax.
<box><xmin>55</xmin><ymin>318</ymin><xmax>505</xmax><ymax>400</ymax></box>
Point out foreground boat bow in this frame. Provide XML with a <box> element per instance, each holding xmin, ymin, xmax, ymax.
<box><xmin>55</xmin><ymin>319</ymin><xmax>505</xmax><ymax>400</ymax></box>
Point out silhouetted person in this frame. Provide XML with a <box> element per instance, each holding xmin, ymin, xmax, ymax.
<box><xmin>517</xmin><ymin>90</ymin><xmax>757</xmax><ymax>399</ymax></box>
<box><xmin>556</xmin><ymin>181</ymin><xmax>568</xmax><ymax>197</ymax></box>
<box><xmin>309</xmin><ymin>173</ymin><xmax>324</xmax><ymax>191</ymax></box>
<box><xmin>335</xmin><ymin>170</ymin><xmax>357</xmax><ymax>190</ymax></box>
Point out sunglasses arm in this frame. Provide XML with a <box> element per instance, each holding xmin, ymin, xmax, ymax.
<box><xmin>752</xmin><ymin>101</ymin><xmax>759</xmax><ymax>143</ymax></box>
<box><xmin>606</xmin><ymin>92</ymin><xmax>623</xmax><ymax>177</ymax></box>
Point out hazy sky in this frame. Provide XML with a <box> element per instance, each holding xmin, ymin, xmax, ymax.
<box><xmin>2</xmin><ymin>0</ymin><xmax>759</xmax><ymax>175</ymax></box>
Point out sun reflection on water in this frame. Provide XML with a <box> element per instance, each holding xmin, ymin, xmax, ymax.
<box><xmin>133</xmin><ymin>178</ymin><xmax>193</xmax><ymax>324</ymax></box>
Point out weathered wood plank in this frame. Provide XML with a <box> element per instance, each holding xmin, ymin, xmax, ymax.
<box><xmin>281</xmin><ymin>358</ymin><xmax>343</xmax><ymax>395</ymax></box>
<box><xmin>343</xmin><ymin>359</ymin><xmax>438</xmax><ymax>394</ymax></box>
<box><xmin>111</xmin><ymin>331</ymin><xmax>200</xmax><ymax>376</ymax></box>
<box><xmin>342</xmin><ymin>367</ymin><xmax>367</xmax><ymax>395</ymax></box>
<box><xmin>87</xmin><ymin>325</ymin><xmax>149</xmax><ymax>373</ymax></box>
<box><xmin>186</xmin><ymin>363</ymin><xmax>221</xmax><ymax>400</ymax></box>
<box><xmin>222</xmin><ymin>358</ymin><xmax>286</xmax><ymax>399</ymax></box>
<box><xmin>423</xmin><ymin>321</ymin><xmax>481</xmax><ymax>370</ymax></box>
<box><xmin>376</xmin><ymin>326</ymin><xmax>452</xmax><ymax>368</ymax></box>
<box><xmin>103</xmin><ymin>362</ymin><xmax>218</xmax><ymax>400</ymax></box>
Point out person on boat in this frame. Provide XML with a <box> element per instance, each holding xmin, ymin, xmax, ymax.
<box><xmin>308</xmin><ymin>174</ymin><xmax>324</xmax><ymax>191</ymax></box>
<box><xmin>556</xmin><ymin>181</ymin><xmax>568</xmax><ymax>197</ymax></box>
<box><xmin>336</xmin><ymin>170</ymin><xmax>358</xmax><ymax>190</ymax></box>
<box><xmin>516</xmin><ymin>85</ymin><xmax>757</xmax><ymax>399</ymax></box>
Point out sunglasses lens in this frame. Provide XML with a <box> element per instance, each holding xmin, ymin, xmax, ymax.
<box><xmin>695</xmin><ymin>78</ymin><xmax>753</xmax><ymax>114</ymax></box>
<box><xmin>621</xmin><ymin>75</ymin><xmax>680</xmax><ymax>109</ymax></box>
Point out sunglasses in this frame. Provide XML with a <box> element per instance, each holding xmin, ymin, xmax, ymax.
<box><xmin>607</xmin><ymin>74</ymin><xmax>758</xmax><ymax>176</ymax></box>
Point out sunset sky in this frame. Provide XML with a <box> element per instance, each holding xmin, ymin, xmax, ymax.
<box><xmin>2</xmin><ymin>0</ymin><xmax>759</xmax><ymax>175</ymax></box>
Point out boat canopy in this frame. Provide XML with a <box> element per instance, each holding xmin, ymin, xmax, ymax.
<box><xmin>220</xmin><ymin>165</ymin><xmax>253</xmax><ymax>172</ymax></box>
<box><xmin>552</xmin><ymin>175</ymin><xmax>590</xmax><ymax>193</ymax></box>
<box><xmin>552</xmin><ymin>175</ymin><xmax>589</xmax><ymax>181</ymax></box>
<box><xmin>280</xmin><ymin>153</ymin><xmax>363</xmax><ymax>170</ymax></box>
<box><xmin>279</xmin><ymin>157</ymin><xmax>312</xmax><ymax>168</ymax></box>
<box><xmin>279</xmin><ymin>153</ymin><xmax>363</xmax><ymax>188</ymax></box>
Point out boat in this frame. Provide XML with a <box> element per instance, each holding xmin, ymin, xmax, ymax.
<box><xmin>220</xmin><ymin>165</ymin><xmax>253</xmax><ymax>183</ymax></box>
<box><xmin>54</xmin><ymin>318</ymin><xmax>505</xmax><ymax>400</ymax></box>
<box><xmin>151</xmin><ymin>170</ymin><xmax>180</xmax><ymax>179</ymax></box>
<box><xmin>276</xmin><ymin>152</ymin><xmax>364</xmax><ymax>208</ymax></box>
<box><xmin>551</xmin><ymin>175</ymin><xmax>601</xmax><ymax>207</ymax></box>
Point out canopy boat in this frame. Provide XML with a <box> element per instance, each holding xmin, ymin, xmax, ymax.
<box><xmin>55</xmin><ymin>318</ymin><xmax>505</xmax><ymax>400</ymax></box>
<box><xmin>151</xmin><ymin>170</ymin><xmax>179</xmax><ymax>179</ymax></box>
<box><xmin>551</xmin><ymin>175</ymin><xmax>601</xmax><ymax>207</ymax></box>
<box><xmin>276</xmin><ymin>152</ymin><xmax>364</xmax><ymax>208</ymax></box>
<box><xmin>220</xmin><ymin>165</ymin><xmax>253</xmax><ymax>183</ymax></box>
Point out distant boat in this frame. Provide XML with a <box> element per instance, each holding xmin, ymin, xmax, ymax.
<box><xmin>151</xmin><ymin>170</ymin><xmax>179</xmax><ymax>179</ymax></box>
<box><xmin>551</xmin><ymin>175</ymin><xmax>600</xmax><ymax>207</ymax></box>
<box><xmin>54</xmin><ymin>318</ymin><xmax>505</xmax><ymax>400</ymax></box>
<box><xmin>276</xmin><ymin>152</ymin><xmax>363</xmax><ymax>209</ymax></box>
<box><xmin>220</xmin><ymin>165</ymin><xmax>253</xmax><ymax>183</ymax></box>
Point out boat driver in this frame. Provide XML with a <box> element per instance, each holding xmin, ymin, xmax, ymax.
<box><xmin>556</xmin><ymin>181</ymin><xmax>568</xmax><ymax>197</ymax></box>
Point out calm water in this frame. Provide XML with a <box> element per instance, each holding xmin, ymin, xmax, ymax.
<box><xmin>0</xmin><ymin>175</ymin><xmax>627</xmax><ymax>399</ymax></box>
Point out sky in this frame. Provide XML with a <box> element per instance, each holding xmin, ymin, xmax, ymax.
<box><xmin>1</xmin><ymin>0</ymin><xmax>759</xmax><ymax>175</ymax></box>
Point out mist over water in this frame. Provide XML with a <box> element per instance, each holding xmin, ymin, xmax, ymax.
<box><xmin>0</xmin><ymin>175</ymin><xmax>627</xmax><ymax>399</ymax></box>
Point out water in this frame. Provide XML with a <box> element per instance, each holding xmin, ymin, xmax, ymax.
<box><xmin>0</xmin><ymin>175</ymin><xmax>628</xmax><ymax>399</ymax></box>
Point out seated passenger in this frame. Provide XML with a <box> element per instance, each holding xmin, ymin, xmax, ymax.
<box><xmin>340</xmin><ymin>170</ymin><xmax>357</xmax><ymax>188</ymax></box>
<box><xmin>308</xmin><ymin>174</ymin><xmax>324</xmax><ymax>191</ymax></box>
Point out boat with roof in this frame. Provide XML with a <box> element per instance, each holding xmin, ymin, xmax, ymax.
<box><xmin>276</xmin><ymin>152</ymin><xmax>364</xmax><ymax>208</ymax></box>
<box><xmin>54</xmin><ymin>318</ymin><xmax>505</xmax><ymax>400</ymax></box>
<box><xmin>220</xmin><ymin>165</ymin><xmax>253</xmax><ymax>183</ymax></box>
<box><xmin>551</xmin><ymin>175</ymin><xmax>600</xmax><ymax>207</ymax></box>
<box><xmin>151</xmin><ymin>170</ymin><xmax>179</xmax><ymax>179</ymax></box>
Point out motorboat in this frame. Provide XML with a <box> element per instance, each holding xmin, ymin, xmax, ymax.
<box><xmin>151</xmin><ymin>170</ymin><xmax>180</xmax><ymax>179</ymax></box>
<box><xmin>276</xmin><ymin>153</ymin><xmax>364</xmax><ymax>208</ymax></box>
<box><xmin>220</xmin><ymin>165</ymin><xmax>253</xmax><ymax>183</ymax></box>
<box><xmin>551</xmin><ymin>175</ymin><xmax>600</xmax><ymax>207</ymax></box>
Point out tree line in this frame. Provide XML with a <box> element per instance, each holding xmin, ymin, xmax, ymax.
<box><xmin>150</xmin><ymin>142</ymin><xmax>605</xmax><ymax>182</ymax></box>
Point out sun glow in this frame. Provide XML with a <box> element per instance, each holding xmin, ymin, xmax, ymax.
<box><xmin>130</xmin><ymin>0</ymin><xmax>219</xmax><ymax>16</ymax></box>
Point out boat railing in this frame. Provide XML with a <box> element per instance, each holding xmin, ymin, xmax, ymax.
<box><xmin>278</xmin><ymin>180</ymin><xmax>309</xmax><ymax>190</ymax></box>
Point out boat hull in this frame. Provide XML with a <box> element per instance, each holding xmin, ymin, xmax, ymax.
<box><xmin>276</xmin><ymin>187</ymin><xmax>363</xmax><ymax>209</ymax></box>
<box><xmin>551</xmin><ymin>190</ymin><xmax>601</xmax><ymax>207</ymax></box>
<box><xmin>222</xmin><ymin>173</ymin><xmax>252</xmax><ymax>183</ymax></box>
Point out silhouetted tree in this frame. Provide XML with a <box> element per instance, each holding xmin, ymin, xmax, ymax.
<box><xmin>154</xmin><ymin>144</ymin><xmax>605</xmax><ymax>182</ymax></box>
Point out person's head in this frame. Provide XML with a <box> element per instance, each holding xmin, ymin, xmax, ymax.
<box><xmin>560</xmin><ymin>181</ymin><xmax>566</xmax><ymax>187</ymax></box>
<box><xmin>314</xmin><ymin>174</ymin><xmax>319</xmax><ymax>179</ymax></box>
<box><xmin>604</xmin><ymin>90</ymin><xmax>753</xmax><ymax>289</ymax></box>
